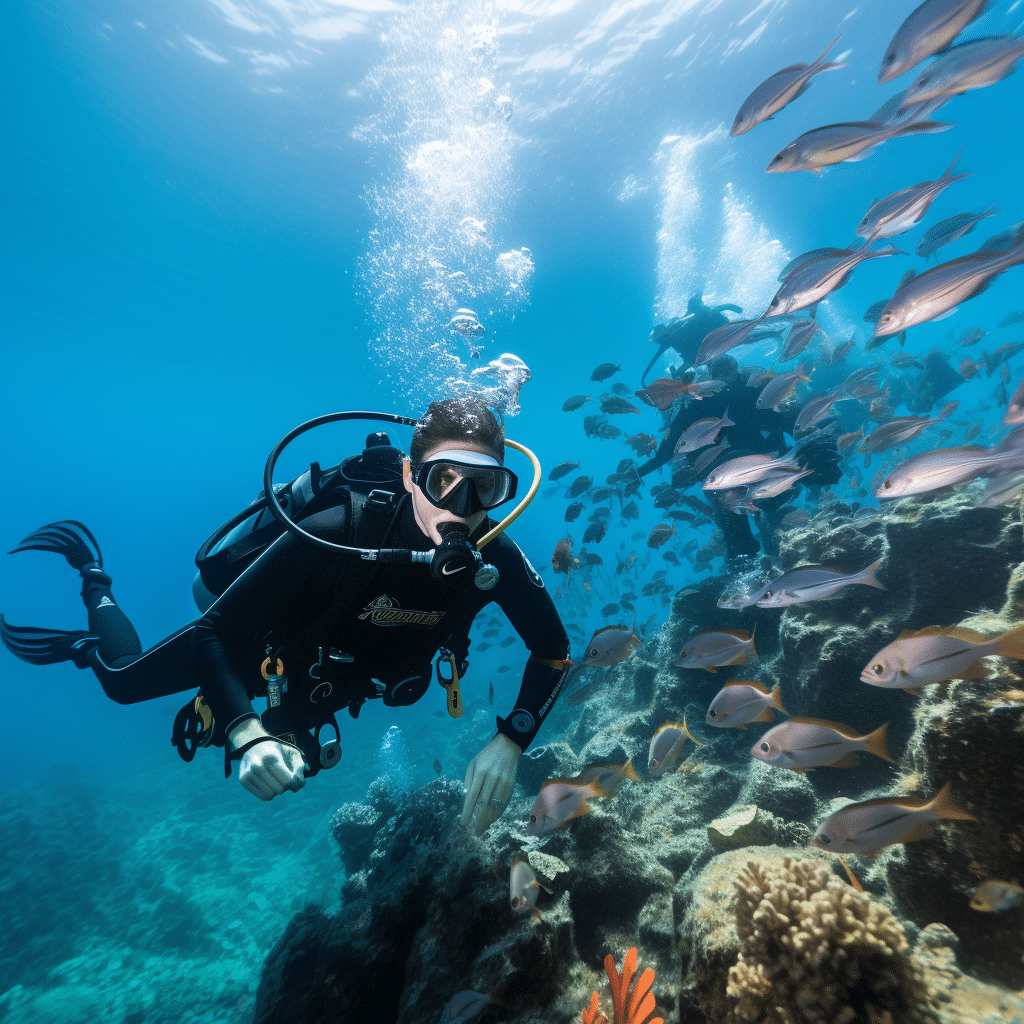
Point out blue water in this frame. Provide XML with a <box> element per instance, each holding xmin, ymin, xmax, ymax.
<box><xmin>2</xmin><ymin>0</ymin><xmax>1023</xmax><ymax>1018</ymax></box>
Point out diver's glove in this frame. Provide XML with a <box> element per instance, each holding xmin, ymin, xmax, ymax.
<box><xmin>227</xmin><ymin>718</ymin><xmax>307</xmax><ymax>802</ymax></box>
<box><xmin>461</xmin><ymin>732</ymin><xmax>521</xmax><ymax>837</ymax></box>
<box><xmin>795</xmin><ymin>433</ymin><xmax>843</xmax><ymax>487</ymax></box>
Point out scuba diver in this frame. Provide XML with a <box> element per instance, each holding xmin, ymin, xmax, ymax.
<box><xmin>637</xmin><ymin>356</ymin><xmax>842</xmax><ymax>561</ymax></box>
<box><xmin>1</xmin><ymin>398</ymin><xmax>570</xmax><ymax>836</ymax></box>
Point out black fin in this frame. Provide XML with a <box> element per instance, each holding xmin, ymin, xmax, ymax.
<box><xmin>9</xmin><ymin>520</ymin><xmax>103</xmax><ymax>571</ymax></box>
<box><xmin>0</xmin><ymin>615</ymin><xmax>99</xmax><ymax>668</ymax></box>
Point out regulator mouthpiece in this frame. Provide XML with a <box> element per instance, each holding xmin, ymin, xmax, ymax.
<box><xmin>430</xmin><ymin>522</ymin><xmax>499</xmax><ymax>590</ymax></box>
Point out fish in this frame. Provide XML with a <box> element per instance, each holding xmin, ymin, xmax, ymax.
<box><xmin>875</xmin><ymin>228</ymin><xmax>1024</xmax><ymax>336</ymax></box>
<box><xmin>751</xmin><ymin>717</ymin><xmax>894</xmax><ymax>770</ymax></box>
<box><xmin>484</xmin><ymin>628</ymin><xmax>500</xmax><ymax>637</ymax></box>
<box><xmin>976</xmin><ymin>222</ymin><xmax>1024</xmax><ymax>253</ymax></box>
<box><xmin>878</xmin><ymin>0</ymin><xmax>989</xmax><ymax>84</ymax></box>
<box><xmin>569</xmin><ymin>476</ymin><xmax>593</xmax><ymax>498</ymax></box>
<box><xmin>794</xmin><ymin>388</ymin><xmax>848</xmax><ymax>432</ymax></box>
<box><xmin>876</xmin><ymin>427</ymin><xmax>1024</xmax><ymax>496</ymax></box>
<box><xmin>591</xmin><ymin>362</ymin><xmax>621</xmax><ymax>382</ymax></box>
<box><xmin>757</xmin><ymin>365</ymin><xmax>811</xmax><ymax>410</ymax></box>
<box><xmin>781</xmin><ymin>319</ymin><xmax>822</xmax><ymax>361</ymax></box>
<box><xmin>548</xmin><ymin>461</ymin><xmax>580</xmax><ymax>482</ymax></box>
<box><xmin>674</xmin><ymin>409</ymin><xmax>736</xmax><ymax>454</ymax></box>
<box><xmin>984</xmin><ymin>341</ymin><xmax>1024</xmax><ymax>375</ymax></box>
<box><xmin>601</xmin><ymin>603</ymin><xmax>620</xmax><ymax>617</ymax></box>
<box><xmin>611</xmin><ymin>382</ymin><xmax>632</xmax><ymax>396</ymax></box>
<box><xmin>900</xmin><ymin>35</ymin><xmax>1024</xmax><ymax>108</ymax></box>
<box><xmin>600</xmin><ymin>396</ymin><xmax>641</xmax><ymax>415</ymax></box>
<box><xmin>970</xmin><ymin>879</ymin><xmax>1024</xmax><ymax>913</ymax></box>
<box><xmin>810</xmin><ymin>781</ymin><xmax>975</xmax><ymax>856</ymax></box>
<box><xmin>527</xmin><ymin>777</ymin><xmax>606</xmax><ymax>835</ymax></box>
<box><xmin>635</xmin><ymin>378</ymin><xmax>698</xmax><ymax>411</ymax></box>
<box><xmin>595</xmin><ymin>423</ymin><xmax>622</xmax><ymax>441</ymax></box>
<box><xmin>855</xmin><ymin>149</ymin><xmax>969</xmax><ymax>240</ymax></box>
<box><xmin>497</xmin><ymin>665</ymin><xmax>510</xmax><ymax>673</ymax></box>
<box><xmin>705</xmin><ymin>679</ymin><xmax>786</xmax><ymax>728</ymax></box>
<box><xmin>674</xmin><ymin>626</ymin><xmax>757</xmax><ymax>671</ymax></box>
<box><xmin>998</xmin><ymin>310</ymin><xmax>1024</xmax><ymax>328</ymax></box>
<box><xmin>915</xmin><ymin>206</ymin><xmax>1002</xmax><ymax>261</ymax></box>
<box><xmin>859</xmin><ymin>408</ymin><xmax>952</xmax><ymax>453</ymax></box>
<box><xmin>625</xmin><ymin>432</ymin><xmax>658</xmax><ymax>456</ymax></box>
<box><xmin>564</xmin><ymin>501</ymin><xmax>584</xmax><ymax>523</ymax></box>
<box><xmin>576</xmin><ymin>759</ymin><xmax>641</xmax><ymax>796</ymax></box>
<box><xmin>510</xmin><ymin>851</ymin><xmax>549</xmax><ymax>915</ymax></box>
<box><xmin>766</xmin><ymin>119</ymin><xmax>951</xmax><ymax>174</ymax></box>
<box><xmin>551</xmin><ymin>537</ymin><xmax>576</xmax><ymax>574</ymax></box>
<box><xmin>499</xmin><ymin>635</ymin><xmax>516</xmax><ymax>648</ymax></box>
<box><xmin>780</xmin><ymin>508</ymin><xmax>811</xmax><ymax>528</ymax></box>
<box><xmin>476</xmin><ymin>642</ymin><xmax>492</xmax><ymax>652</ymax></box>
<box><xmin>488</xmin><ymin>681</ymin><xmax>494</xmax><ymax>704</ymax></box>
<box><xmin>778</xmin><ymin>248</ymin><xmax>847</xmax><ymax>281</ymax></box>
<box><xmin>621</xmin><ymin>500</ymin><xmax>640</xmax><ymax>520</ymax></box>
<box><xmin>694</xmin><ymin>316</ymin><xmax>769</xmax><ymax>366</ymax></box>
<box><xmin>838</xmin><ymin>430</ymin><xmax>864</xmax><ymax>452</ymax></box>
<box><xmin>440</xmin><ymin>991</ymin><xmax>494</xmax><ymax>1024</ymax></box>
<box><xmin>588</xmin><ymin>506</ymin><xmax>612</xmax><ymax>522</ymax></box>
<box><xmin>766</xmin><ymin>247</ymin><xmax>902</xmax><ymax>317</ymax></box>
<box><xmin>731</xmin><ymin>37</ymin><xmax>846</xmax><ymax>136</ymax></box>
<box><xmin>433</xmin><ymin>757</ymin><xmax>443</xmax><ymax>775</ymax></box>
<box><xmin>748</xmin><ymin>467</ymin><xmax>812</xmax><ymax>501</ymax></box>
<box><xmin>979</xmin><ymin>467</ymin><xmax>1024</xmax><ymax>505</ymax></box>
<box><xmin>648</xmin><ymin>715</ymin><xmax>706</xmax><ymax>778</ymax></box>
<box><xmin>703</xmin><ymin>451</ymin><xmax>801</xmax><ymax>491</ymax></box>
<box><xmin>582</xmin><ymin>522</ymin><xmax>607</xmax><ymax>544</ymax></box>
<box><xmin>582</xmin><ymin>619</ymin><xmax>642</xmax><ymax>666</ymax></box>
<box><xmin>755</xmin><ymin>559</ymin><xmax>885</xmax><ymax>606</ymax></box>
<box><xmin>861</xmin><ymin>622</ymin><xmax>1024</xmax><ymax>688</ymax></box>
<box><xmin>647</xmin><ymin>523</ymin><xmax>676</xmax><ymax>549</ymax></box>
<box><xmin>1005</xmin><ymin>380</ymin><xmax>1024</xmax><ymax>424</ymax></box>
<box><xmin>562</xmin><ymin>394</ymin><xmax>590</xmax><ymax>412</ymax></box>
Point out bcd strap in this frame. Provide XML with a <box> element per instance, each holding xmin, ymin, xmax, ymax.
<box><xmin>171</xmin><ymin>694</ymin><xmax>215</xmax><ymax>763</ymax></box>
<box><xmin>435</xmin><ymin>648</ymin><xmax>463</xmax><ymax>718</ymax></box>
<box><xmin>224</xmin><ymin>734</ymin><xmax>307</xmax><ymax>779</ymax></box>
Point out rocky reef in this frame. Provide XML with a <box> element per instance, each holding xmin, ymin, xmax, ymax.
<box><xmin>252</xmin><ymin>494</ymin><xmax>1024</xmax><ymax>1023</ymax></box>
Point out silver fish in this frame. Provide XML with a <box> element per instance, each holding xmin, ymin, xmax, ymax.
<box><xmin>859</xmin><ymin>409</ymin><xmax>949</xmax><ymax>453</ymax></box>
<box><xmin>527</xmin><ymin>777</ymin><xmax>604</xmax><ymax>836</ymax></box>
<box><xmin>874</xmin><ymin>229</ymin><xmax>1024</xmax><ymax>336</ymax></box>
<box><xmin>757</xmin><ymin>365</ymin><xmax>811</xmax><ymax>409</ymax></box>
<box><xmin>747</xmin><ymin>467</ymin><xmax>812</xmax><ymax>500</ymax></box>
<box><xmin>810</xmin><ymin>782</ymin><xmax>975</xmax><ymax>856</ymax></box>
<box><xmin>970</xmin><ymin>879</ymin><xmax>1024</xmax><ymax>913</ymax></box>
<box><xmin>510</xmin><ymin>852</ymin><xmax>545</xmax><ymax>915</ymax></box>
<box><xmin>704</xmin><ymin>452</ymin><xmax>800</xmax><ymax>490</ymax></box>
<box><xmin>752</xmin><ymin>717</ymin><xmax>894</xmax><ymax>770</ymax></box>
<box><xmin>694</xmin><ymin>316</ymin><xmax>768</xmax><ymax>366</ymax></box>
<box><xmin>781</xmin><ymin>319</ymin><xmax>822</xmax><ymax>361</ymax></box>
<box><xmin>648</xmin><ymin>716</ymin><xmax>705</xmax><ymax>777</ymax></box>
<box><xmin>766</xmin><ymin>120</ymin><xmax>952</xmax><ymax>174</ymax></box>
<box><xmin>731</xmin><ymin>37</ymin><xmax>847</xmax><ymax>136</ymax></box>
<box><xmin>900</xmin><ymin>35</ymin><xmax>1024</xmax><ymax>108</ymax></box>
<box><xmin>1004</xmin><ymin>379</ymin><xmax>1024</xmax><ymax>424</ymax></box>
<box><xmin>674</xmin><ymin>409</ymin><xmax>735</xmax><ymax>454</ymax></box>
<box><xmin>674</xmin><ymin>627</ymin><xmax>757</xmax><ymax>671</ymax></box>
<box><xmin>766</xmin><ymin>246</ymin><xmax>902</xmax><ymax>317</ymax></box>
<box><xmin>878</xmin><ymin>0</ymin><xmax>990</xmax><ymax>84</ymax></box>
<box><xmin>915</xmin><ymin>206</ymin><xmax>1001</xmax><ymax>261</ymax></box>
<box><xmin>778</xmin><ymin>247</ymin><xmax>847</xmax><ymax>281</ymax></box>
<box><xmin>706</xmin><ymin>679</ymin><xmax>786</xmax><ymax>728</ymax></box>
<box><xmin>794</xmin><ymin>388</ymin><xmax>848</xmax><ymax>432</ymax></box>
<box><xmin>581</xmin><ymin>619</ymin><xmax>641</xmax><ymax>666</ymax></box>
<box><xmin>861</xmin><ymin>623</ymin><xmax>1024</xmax><ymax>687</ymax></box>
<box><xmin>979</xmin><ymin>468</ymin><xmax>1024</xmax><ymax>506</ymax></box>
<box><xmin>876</xmin><ymin>427</ymin><xmax>1024</xmax><ymax>497</ymax></box>
<box><xmin>755</xmin><ymin>558</ymin><xmax>885</xmax><ymax>606</ymax></box>
<box><xmin>855</xmin><ymin>149</ymin><xmax>969</xmax><ymax>240</ymax></box>
<box><xmin>576</xmin><ymin>759</ymin><xmax>640</xmax><ymax>796</ymax></box>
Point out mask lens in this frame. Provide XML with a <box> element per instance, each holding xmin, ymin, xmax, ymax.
<box><xmin>419</xmin><ymin>461</ymin><xmax>514</xmax><ymax>511</ymax></box>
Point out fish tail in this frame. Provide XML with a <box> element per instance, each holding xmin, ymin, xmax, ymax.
<box><xmin>939</xmin><ymin>146</ymin><xmax>969</xmax><ymax>184</ymax></box>
<box><xmin>682</xmin><ymin>713</ymin><xmax>706</xmax><ymax>747</ymax></box>
<box><xmin>931</xmin><ymin>781</ymin><xmax>976</xmax><ymax>822</ymax></box>
<box><xmin>864</xmin><ymin>721</ymin><xmax>896</xmax><ymax>763</ymax></box>
<box><xmin>812</xmin><ymin>35</ymin><xmax>841</xmax><ymax>66</ymax></box>
<box><xmin>770</xmin><ymin>683</ymin><xmax>787</xmax><ymax>715</ymax></box>
<box><xmin>749</xmin><ymin>623</ymin><xmax>759</xmax><ymax>661</ymax></box>
<box><xmin>861</xmin><ymin>557</ymin><xmax>887</xmax><ymax>590</ymax></box>
<box><xmin>996</xmin><ymin>622</ymin><xmax>1024</xmax><ymax>661</ymax></box>
<box><xmin>894</xmin><ymin>120</ymin><xmax>954</xmax><ymax>138</ymax></box>
<box><xmin>621</xmin><ymin>758</ymin><xmax>641</xmax><ymax>782</ymax></box>
<box><xmin>837</xmin><ymin>855</ymin><xmax>865</xmax><ymax>892</ymax></box>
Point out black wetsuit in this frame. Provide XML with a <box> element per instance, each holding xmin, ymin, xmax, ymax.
<box><xmin>80</xmin><ymin>494</ymin><xmax>569</xmax><ymax>770</ymax></box>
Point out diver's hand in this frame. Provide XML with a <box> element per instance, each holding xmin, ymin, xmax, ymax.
<box><xmin>228</xmin><ymin>718</ymin><xmax>307</xmax><ymax>802</ymax></box>
<box><xmin>462</xmin><ymin>733</ymin><xmax>521</xmax><ymax>836</ymax></box>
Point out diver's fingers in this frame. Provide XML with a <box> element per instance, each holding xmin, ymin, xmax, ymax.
<box><xmin>471</xmin><ymin>773</ymin><xmax>501</xmax><ymax>835</ymax></box>
<box><xmin>462</xmin><ymin>762</ymin><xmax>484</xmax><ymax>828</ymax></box>
<box><xmin>240</xmin><ymin>765</ymin><xmax>275</xmax><ymax>802</ymax></box>
<box><xmin>265</xmin><ymin>747</ymin><xmax>305</xmax><ymax>792</ymax></box>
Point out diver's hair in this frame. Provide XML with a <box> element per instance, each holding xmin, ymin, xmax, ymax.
<box><xmin>411</xmin><ymin>396</ymin><xmax>505</xmax><ymax>465</ymax></box>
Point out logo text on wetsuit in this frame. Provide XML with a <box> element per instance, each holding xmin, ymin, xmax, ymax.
<box><xmin>358</xmin><ymin>595</ymin><xmax>445</xmax><ymax>627</ymax></box>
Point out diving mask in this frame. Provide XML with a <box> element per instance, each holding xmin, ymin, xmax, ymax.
<box><xmin>411</xmin><ymin>449</ymin><xmax>518</xmax><ymax>516</ymax></box>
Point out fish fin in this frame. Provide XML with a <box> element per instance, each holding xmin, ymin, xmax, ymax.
<box><xmin>753</xmin><ymin>707</ymin><xmax>775</xmax><ymax>723</ymax></box>
<box><xmin>902</xmin><ymin>820</ymin><xmax>940</xmax><ymax>844</ymax></box>
<box><xmin>828</xmin><ymin>753</ymin><xmax>860</xmax><ymax>768</ymax></box>
<box><xmin>724</xmin><ymin>679</ymin><xmax>768</xmax><ymax>692</ymax></box>
<box><xmin>533</xmin><ymin>908</ymin><xmax>543</xmax><ymax>922</ymax></box>
<box><xmin>750</xmin><ymin>623</ymin><xmax>758</xmax><ymax>661</ymax></box>
<box><xmin>896</xmin><ymin>120</ymin><xmax>953</xmax><ymax>137</ymax></box>
<box><xmin>790</xmin><ymin>767</ymin><xmax>806</xmax><ymax>774</ymax></box>
<box><xmin>704</xmin><ymin>666</ymin><xmax>718</xmax><ymax>673</ymax></box>
<box><xmin>940</xmin><ymin>145</ymin><xmax>965</xmax><ymax>182</ymax></box>
<box><xmin>955</xmin><ymin>662</ymin><xmax>990</xmax><ymax>680</ymax></box>
<box><xmin>864</xmin><ymin>721</ymin><xmax>896</xmax><ymax>763</ymax></box>
<box><xmin>905</xmin><ymin>686</ymin><xmax>924</xmax><ymax>696</ymax></box>
<box><xmin>942</xmin><ymin>625</ymin><xmax>994</xmax><ymax>644</ymax></box>
<box><xmin>838</xmin><ymin>855</ymin><xmax>864</xmax><ymax>892</ymax></box>
<box><xmin>700</xmin><ymin>626</ymin><xmax>752</xmax><ymax>641</ymax></box>
<box><xmin>770</xmin><ymin>684</ymin><xmax>787</xmax><ymax>715</ymax></box>
<box><xmin>622</xmin><ymin>758</ymin><xmax>641</xmax><ymax>782</ymax></box>
<box><xmin>682</xmin><ymin>713</ymin><xmax>706</xmax><ymax>747</ymax></box>
<box><xmin>569</xmin><ymin>799</ymin><xmax>594</xmax><ymax>822</ymax></box>
<box><xmin>931</xmin><ymin>781</ymin><xmax>976</xmax><ymax>822</ymax></box>
<box><xmin>738</xmin><ymin>724</ymin><xmax>748</xmax><ymax>730</ymax></box>
<box><xmin>861</xmin><ymin>557</ymin><xmax>887</xmax><ymax>590</ymax></box>
<box><xmin>997</xmin><ymin>622</ymin><xmax>1024</xmax><ymax>661</ymax></box>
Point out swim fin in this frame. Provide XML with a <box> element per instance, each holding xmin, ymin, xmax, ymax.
<box><xmin>9</xmin><ymin>520</ymin><xmax>103</xmax><ymax>572</ymax></box>
<box><xmin>0</xmin><ymin>615</ymin><xmax>99</xmax><ymax>669</ymax></box>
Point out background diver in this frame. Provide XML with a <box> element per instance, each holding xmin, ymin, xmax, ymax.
<box><xmin>638</xmin><ymin>355</ymin><xmax>843</xmax><ymax>561</ymax></box>
<box><xmin>1</xmin><ymin>397</ymin><xmax>570</xmax><ymax>836</ymax></box>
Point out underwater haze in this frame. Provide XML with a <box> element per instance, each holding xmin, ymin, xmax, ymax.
<box><xmin>3</xmin><ymin>1</ymin><xmax>1024</xmax><ymax>1022</ymax></box>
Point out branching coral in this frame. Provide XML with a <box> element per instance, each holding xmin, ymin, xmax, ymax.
<box><xmin>726</xmin><ymin>858</ymin><xmax>923</xmax><ymax>1024</ymax></box>
<box><xmin>580</xmin><ymin>947</ymin><xmax>664</xmax><ymax>1024</ymax></box>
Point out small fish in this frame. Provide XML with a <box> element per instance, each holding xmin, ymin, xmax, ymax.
<box><xmin>548</xmin><ymin>460</ymin><xmax>580</xmax><ymax>482</ymax></box>
<box><xmin>600</xmin><ymin>396</ymin><xmax>642</xmax><ymax>415</ymax></box>
<box><xmin>440</xmin><ymin>990</ymin><xmax>494</xmax><ymax>1024</ymax></box>
<box><xmin>782</xmin><ymin>318</ymin><xmax>822</xmax><ymax>361</ymax></box>
<box><xmin>1005</xmin><ymin>379</ymin><xmax>1024</xmax><ymax>424</ymax></box>
<box><xmin>767</xmin><ymin>248</ymin><xmax>902</xmax><ymax>317</ymax></box>
<box><xmin>625</xmin><ymin>432</ymin><xmax>657</xmax><ymax>456</ymax></box>
<box><xmin>497</xmin><ymin>665</ymin><xmax>510</xmax><ymax>673</ymax></box>
<box><xmin>780</xmin><ymin>508</ymin><xmax>811</xmax><ymax>528</ymax></box>
<box><xmin>476</xmin><ymin>642</ymin><xmax>492</xmax><ymax>652</ymax></box>
<box><xmin>778</xmin><ymin>248</ymin><xmax>846</xmax><ymax>281</ymax></box>
<box><xmin>674</xmin><ymin>627</ymin><xmax>757</xmax><ymax>671</ymax></box>
<box><xmin>859</xmin><ymin>408</ymin><xmax>953</xmax><ymax>453</ymax></box>
<box><xmin>970</xmin><ymin>879</ymin><xmax>1024</xmax><ymax>913</ymax></box>
<box><xmin>576</xmin><ymin>759</ymin><xmax>641</xmax><ymax>796</ymax></box>
<box><xmin>488</xmin><ymin>681</ymin><xmax>494</xmax><ymax>704</ymax></box>
<box><xmin>433</xmin><ymin>757</ymin><xmax>443</xmax><ymax>775</ymax></box>
<box><xmin>564</xmin><ymin>501</ymin><xmax>584</xmax><ymax>523</ymax></box>
<box><xmin>900</xmin><ymin>35</ymin><xmax>1024</xmax><ymax>109</ymax></box>
<box><xmin>551</xmin><ymin>537</ymin><xmax>576</xmax><ymax>574</ymax></box>
<box><xmin>959</xmin><ymin>357</ymin><xmax>979</xmax><ymax>380</ymax></box>
<box><xmin>915</xmin><ymin>206</ymin><xmax>1002</xmax><ymax>262</ymax></box>
<box><xmin>998</xmin><ymin>310</ymin><xmax>1024</xmax><ymax>328</ymax></box>
<box><xmin>706</xmin><ymin>679</ymin><xmax>786</xmax><ymax>728</ymax></box>
<box><xmin>601</xmin><ymin>603</ymin><xmax>620</xmax><ymax>617</ymax></box>
<box><xmin>527</xmin><ymin>777</ymin><xmax>605</xmax><ymax>835</ymax></box>
<box><xmin>648</xmin><ymin>715</ymin><xmax>705</xmax><ymax>778</ymax></box>
<box><xmin>766</xmin><ymin>119</ymin><xmax>951</xmax><ymax>174</ymax></box>
<box><xmin>590</xmin><ymin>362</ymin><xmax>621</xmax><ymax>382</ymax></box>
<box><xmin>861</xmin><ymin>623</ymin><xmax>1024</xmax><ymax>688</ymax></box>
<box><xmin>674</xmin><ymin>409</ymin><xmax>736</xmax><ymax>454</ymax></box>
<box><xmin>500</xmin><ymin>635</ymin><xmax>516</xmax><ymax>648</ymax></box>
<box><xmin>757</xmin><ymin>365</ymin><xmax>811</xmax><ymax>409</ymax></box>
<box><xmin>582</xmin><ymin>619</ymin><xmax>642</xmax><ymax>666</ymax></box>
<box><xmin>647</xmin><ymin>523</ymin><xmax>676</xmax><ymax>549</ymax></box>
<box><xmin>635</xmin><ymin>378</ymin><xmax>697</xmax><ymax>411</ymax></box>
<box><xmin>810</xmin><ymin>781</ymin><xmax>975</xmax><ymax>856</ymax></box>
<box><xmin>582</xmin><ymin>522</ymin><xmax>607</xmax><ymax>544</ymax></box>
<box><xmin>751</xmin><ymin>717</ymin><xmax>894</xmax><ymax>770</ymax></box>
<box><xmin>794</xmin><ymin>388</ymin><xmax>848</xmax><ymax>432</ymax></box>
<box><xmin>510</xmin><ymin>851</ymin><xmax>549</xmax><ymax>915</ymax></box>
<box><xmin>611</xmin><ymin>382</ymin><xmax>632</xmax><ymax>396</ymax></box>
<box><xmin>837</xmin><ymin>430</ymin><xmax>864</xmax><ymax>452</ymax></box>
<box><xmin>878</xmin><ymin>0</ymin><xmax>989</xmax><ymax>84</ymax></box>
<box><xmin>755</xmin><ymin>558</ymin><xmax>885</xmax><ymax>606</ymax></box>
<box><xmin>569</xmin><ymin>475</ymin><xmax>593</xmax><ymax>498</ymax></box>
<box><xmin>484</xmin><ymin>629</ymin><xmax>499</xmax><ymax>637</ymax></box>
<box><xmin>621</xmin><ymin>500</ymin><xmax>640</xmax><ymax>521</ymax></box>
<box><xmin>731</xmin><ymin>37</ymin><xmax>846</xmax><ymax>136</ymax></box>
<box><xmin>562</xmin><ymin>394</ymin><xmax>590</xmax><ymax>412</ymax></box>
<box><xmin>695</xmin><ymin>316</ymin><xmax>770</xmax><ymax>366</ymax></box>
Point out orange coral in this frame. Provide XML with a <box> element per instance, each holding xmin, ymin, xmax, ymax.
<box><xmin>581</xmin><ymin>948</ymin><xmax>663</xmax><ymax>1024</ymax></box>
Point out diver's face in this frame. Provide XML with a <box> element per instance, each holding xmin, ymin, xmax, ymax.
<box><xmin>403</xmin><ymin>441</ymin><xmax>491</xmax><ymax>544</ymax></box>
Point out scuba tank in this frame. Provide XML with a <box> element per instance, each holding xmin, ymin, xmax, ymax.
<box><xmin>193</xmin><ymin>432</ymin><xmax>405</xmax><ymax>610</ymax></box>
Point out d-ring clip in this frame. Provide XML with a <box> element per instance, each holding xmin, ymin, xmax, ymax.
<box><xmin>261</xmin><ymin>656</ymin><xmax>284</xmax><ymax>680</ymax></box>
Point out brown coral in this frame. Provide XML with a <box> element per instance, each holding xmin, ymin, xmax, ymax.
<box><xmin>580</xmin><ymin>947</ymin><xmax>664</xmax><ymax>1024</ymax></box>
<box><xmin>726</xmin><ymin>858</ymin><xmax>923</xmax><ymax>1024</ymax></box>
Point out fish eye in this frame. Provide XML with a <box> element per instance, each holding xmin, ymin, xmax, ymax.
<box><xmin>872</xmin><ymin>663</ymin><xmax>884</xmax><ymax>674</ymax></box>
<box><xmin>759</xmin><ymin>742</ymin><xmax>770</xmax><ymax>753</ymax></box>
<box><xmin>919</xmin><ymin>75</ymin><xmax>930</xmax><ymax>85</ymax></box>
<box><xmin>884</xmin><ymin>53</ymin><xmax>895</xmax><ymax>65</ymax></box>
<box><xmin>818</xmin><ymin>834</ymin><xmax>831</xmax><ymax>845</ymax></box>
<box><xmin>709</xmin><ymin>709</ymin><xmax>717</xmax><ymax>718</ymax></box>
<box><xmin>771</xmin><ymin>154</ymin><xmax>783</xmax><ymax>163</ymax></box>
<box><xmin>763</xmin><ymin>590</ymin><xmax>772</xmax><ymax>599</ymax></box>
<box><xmin>529</xmin><ymin>814</ymin><xmax>537</xmax><ymax>824</ymax></box>
<box><xmin>589</xmin><ymin>648</ymin><xmax>597</xmax><ymax>657</ymax></box>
